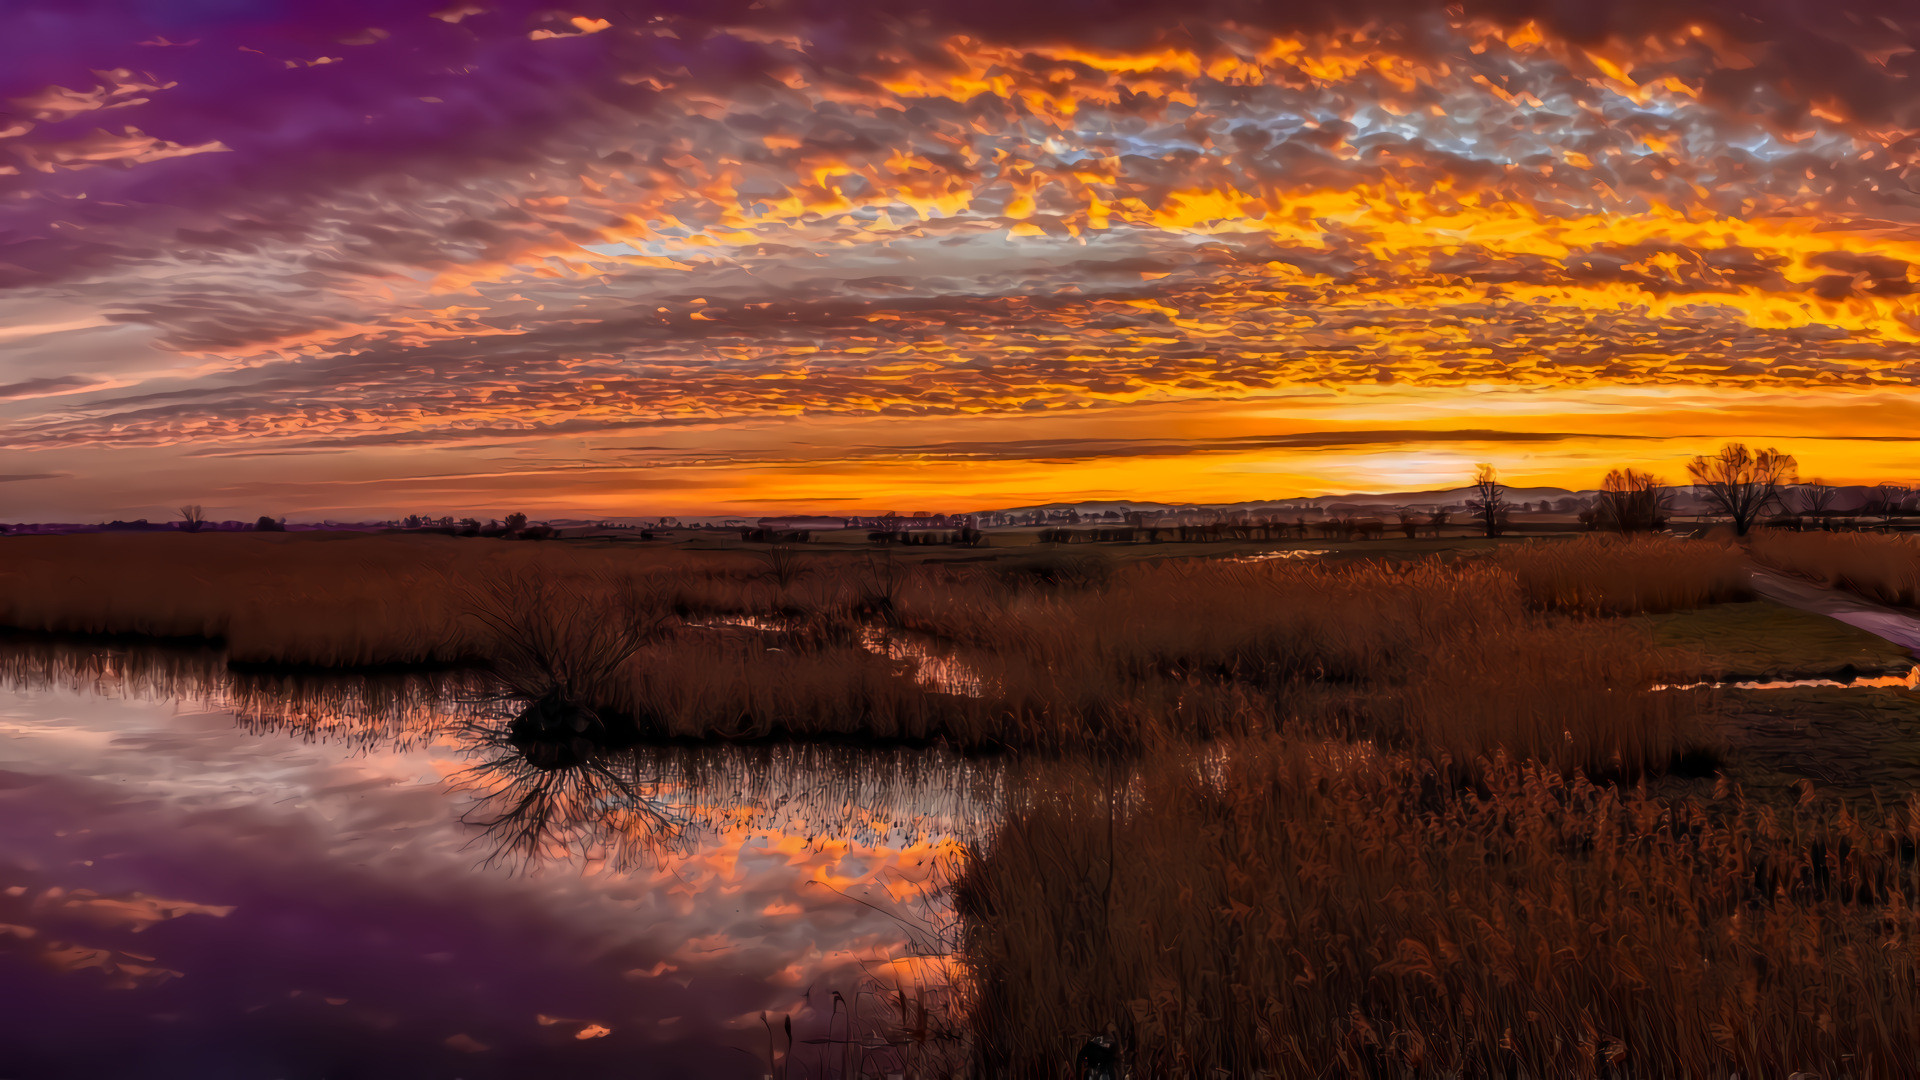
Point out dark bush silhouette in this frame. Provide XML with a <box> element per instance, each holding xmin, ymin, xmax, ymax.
<box><xmin>1594</xmin><ymin>468</ymin><xmax>1672</xmax><ymax>533</ymax></box>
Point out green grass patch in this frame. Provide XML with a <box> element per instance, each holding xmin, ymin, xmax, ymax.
<box><xmin>1708</xmin><ymin>687</ymin><xmax>1920</xmax><ymax>798</ymax></box>
<box><xmin>1642</xmin><ymin>600</ymin><xmax>1914</xmax><ymax>680</ymax></box>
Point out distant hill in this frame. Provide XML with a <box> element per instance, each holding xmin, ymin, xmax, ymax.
<box><xmin>4</xmin><ymin>482</ymin><xmax>1887</xmax><ymax>535</ymax></box>
<box><xmin>984</xmin><ymin>481</ymin><xmax>1889</xmax><ymax>520</ymax></box>
<box><xmin>991</xmin><ymin>486</ymin><xmax>1589</xmax><ymax>517</ymax></box>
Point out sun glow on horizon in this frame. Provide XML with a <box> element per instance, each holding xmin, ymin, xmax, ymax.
<box><xmin>2</xmin><ymin>1</ymin><xmax>1919</xmax><ymax>518</ymax></box>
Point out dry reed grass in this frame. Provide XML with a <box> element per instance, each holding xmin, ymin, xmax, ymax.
<box><xmin>954</xmin><ymin>740</ymin><xmax>1920</xmax><ymax>1078</ymax></box>
<box><xmin>0</xmin><ymin>533</ymin><xmax>1721</xmax><ymax>766</ymax></box>
<box><xmin>0</xmin><ymin>532</ymin><xmax>769</xmax><ymax>665</ymax></box>
<box><xmin>886</xmin><ymin>558</ymin><xmax>1712</xmax><ymax>773</ymax></box>
<box><xmin>1498</xmin><ymin>534</ymin><xmax>1753</xmax><ymax>615</ymax></box>
<box><xmin>1751</xmin><ymin>530</ymin><xmax>1920</xmax><ymax>607</ymax></box>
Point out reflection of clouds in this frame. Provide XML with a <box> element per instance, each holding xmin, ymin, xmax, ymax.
<box><xmin>0</xmin><ymin>672</ymin><xmax>982</xmax><ymax>1067</ymax></box>
<box><xmin>4</xmin><ymin>3</ymin><xmax>1920</xmax><ymax>489</ymax></box>
<box><xmin>28</xmin><ymin>886</ymin><xmax>235</xmax><ymax>932</ymax></box>
<box><xmin>0</xmin><ymin>882</ymin><xmax>227</xmax><ymax>990</ymax></box>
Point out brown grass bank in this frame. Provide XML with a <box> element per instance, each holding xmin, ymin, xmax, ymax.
<box><xmin>0</xmin><ymin>532</ymin><xmax>1718</xmax><ymax>762</ymax></box>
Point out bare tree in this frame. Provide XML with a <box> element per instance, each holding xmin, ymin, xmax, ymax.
<box><xmin>1466</xmin><ymin>463</ymin><xmax>1507</xmax><ymax>538</ymax></box>
<box><xmin>1873</xmin><ymin>481</ymin><xmax>1913</xmax><ymax>524</ymax></box>
<box><xmin>177</xmin><ymin>504</ymin><xmax>206</xmax><ymax>533</ymax></box>
<box><xmin>1685</xmin><ymin>443</ymin><xmax>1797</xmax><ymax>536</ymax></box>
<box><xmin>1594</xmin><ymin>468</ymin><xmax>1672</xmax><ymax>533</ymax></box>
<box><xmin>1799</xmin><ymin>477</ymin><xmax>1838</xmax><ymax>519</ymax></box>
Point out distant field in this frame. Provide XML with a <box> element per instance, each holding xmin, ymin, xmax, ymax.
<box><xmin>661</xmin><ymin>523</ymin><xmax>1571</xmax><ymax>561</ymax></box>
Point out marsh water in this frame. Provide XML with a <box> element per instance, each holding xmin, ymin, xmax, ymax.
<box><xmin>0</xmin><ymin>640</ymin><xmax>1006</xmax><ymax>1078</ymax></box>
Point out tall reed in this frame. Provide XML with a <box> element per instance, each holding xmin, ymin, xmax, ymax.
<box><xmin>955</xmin><ymin>741</ymin><xmax>1920</xmax><ymax>1078</ymax></box>
<box><xmin>0</xmin><ymin>533</ymin><xmax>1721</xmax><ymax>764</ymax></box>
<box><xmin>1751</xmin><ymin>530</ymin><xmax>1920</xmax><ymax>607</ymax></box>
<box><xmin>1499</xmin><ymin>534</ymin><xmax>1752</xmax><ymax>615</ymax></box>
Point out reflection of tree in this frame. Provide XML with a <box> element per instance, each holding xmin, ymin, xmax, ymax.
<box><xmin>0</xmin><ymin>633</ymin><xmax>1010</xmax><ymax>876</ymax></box>
<box><xmin>449</xmin><ymin>717</ymin><xmax>691</xmax><ymax>872</ymax></box>
<box><xmin>445</xmin><ymin>725</ymin><xmax>1018</xmax><ymax>873</ymax></box>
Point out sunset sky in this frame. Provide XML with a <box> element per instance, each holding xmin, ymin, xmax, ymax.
<box><xmin>4</xmin><ymin>0</ymin><xmax>1920</xmax><ymax>520</ymax></box>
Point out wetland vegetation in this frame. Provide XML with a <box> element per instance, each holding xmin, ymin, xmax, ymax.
<box><xmin>5</xmin><ymin>527</ymin><xmax>1920</xmax><ymax>1077</ymax></box>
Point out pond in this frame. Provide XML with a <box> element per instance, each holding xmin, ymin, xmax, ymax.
<box><xmin>0</xmin><ymin>639</ymin><xmax>1005</xmax><ymax>1078</ymax></box>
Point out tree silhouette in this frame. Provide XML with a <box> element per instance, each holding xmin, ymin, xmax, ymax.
<box><xmin>1466</xmin><ymin>464</ymin><xmax>1506</xmax><ymax>538</ymax></box>
<box><xmin>1872</xmin><ymin>481</ymin><xmax>1912</xmax><ymax>524</ymax></box>
<box><xmin>1685</xmin><ymin>443</ymin><xmax>1796</xmax><ymax>536</ymax></box>
<box><xmin>1799</xmin><ymin>477</ymin><xmax>1838</xmax><ymax>519</ymax></box>
<box><xmin>1595</xmin><ymin>468</ymin><xmax>1671</xmax><ymax>533</ymax></box>
<box><xmin>177</xmin><ymin>504</ymin><xmax>205</xmax><ymax>533</ymax></box>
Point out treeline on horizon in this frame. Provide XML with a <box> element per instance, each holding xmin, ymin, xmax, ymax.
<box><xmin>3</xmin><ymin>438</ymin><xmax>1920</xmax><ymax>538</ymax></box>
<box><xmin>7</xmin><ymin>441</ymin><xmax>1918</xmax><ymax>538</ymax></box>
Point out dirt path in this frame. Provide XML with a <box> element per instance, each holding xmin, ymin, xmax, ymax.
<box><xmin>1747</xmin><ymin>567</ymin><xmax>1920</xmax><ymax>655</ymax></box>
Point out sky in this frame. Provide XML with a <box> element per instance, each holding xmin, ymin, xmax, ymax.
<box><xmin>4</xmin><ymin>0</ymin><xmax>1920</xmax><ymax>521</ymax></box>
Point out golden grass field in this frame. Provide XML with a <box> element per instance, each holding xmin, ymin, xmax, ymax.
<box><xmin>6</xmin><ymin>528</ymin><xmax>1920</xmax><ymax>1076</ymax></box>
<box><xmin>0</xmin><ymin>530</ymin><xmax>1733</xmax><ymax>764</ymax></box>
<box><xmin>956</xmin><ymin>740</ymin><xmax>1920</xmax><ymax>1078</ymax></box>
<box><xmin>1752</xmin><ymin>529</ymin><xmax>1920</xmax><ymax>607</ymax></box>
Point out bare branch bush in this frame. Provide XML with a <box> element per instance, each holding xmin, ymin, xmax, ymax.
<box><xmin>457</xmin><ymin>567</ymin><xmax>673</xmax><ymax>706</ymax></box>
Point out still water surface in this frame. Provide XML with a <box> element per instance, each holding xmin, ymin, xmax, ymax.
<box><xmin>0</xmin><ymin>641</ymin><xmax>1001</xmax><ymax>1078</ymax></box>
